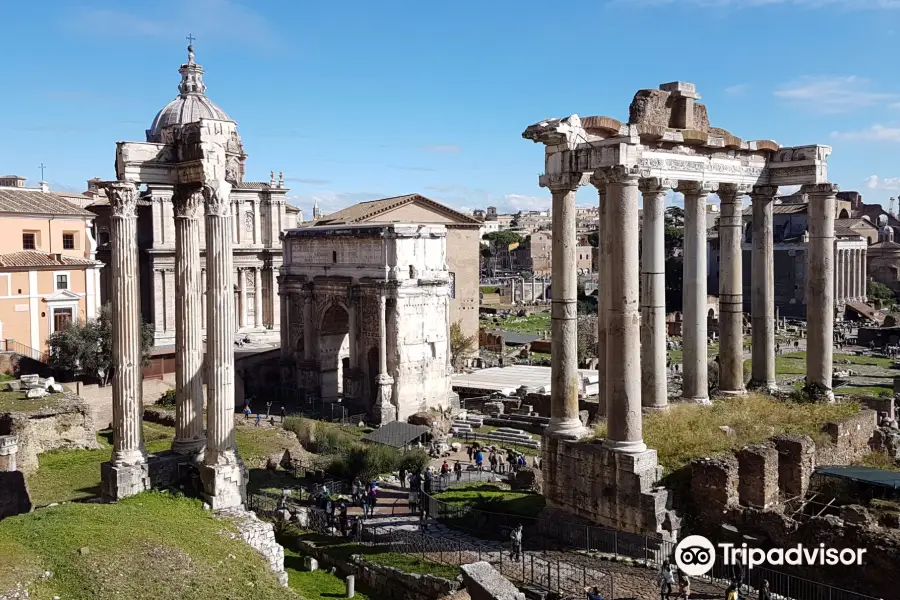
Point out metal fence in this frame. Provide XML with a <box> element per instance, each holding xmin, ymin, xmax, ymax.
<box><xmin>451</xmin><ymin>430</ymin><xmax>543</xmax><ymax>455</ymax></box>
<box><xmin>4</xmin><ymin>339</ymin><xmax>48</xmax><ymax>363</ymax></box>
<box><xmin>427</xmin><ymin>468</ymin><xmax>506</xmax><ymax>493</ymax></box>
<box><xmin>289</xmin><ymin>500</ymin><xmax>618</xmax><ymax>599</ymax></box>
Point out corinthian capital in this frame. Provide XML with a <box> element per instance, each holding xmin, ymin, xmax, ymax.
<box><xmin>596</xmin><ymin>165</ymin><xmax>641</xmax><ymax>186</ymax></box>
<box><xmin>638</xmin><ymin>177</ymin><xmax>677</xmax><ymax>195</ymax></box>
<box><xmin>749</xmin><ymin>184</ymin><xmax>779</xmax><ymax>200</ymax></box>
<box><xmin>717</xmin><ymin>183</ymin><xmax>752</xmax><ymax>203</ymax></box>
<box><xmin>543</xmin><ymin>172</ymin><xmax>589</xmax><ymax>192</ymax></box>
<box><xmin>173</xmin><ymin>183</ymin><xmax>204</xmax><ymax>219</ymax></box>
<box><xmin>676</xmin><ymin>180</ymin><xmax>717</xmax><ymax>196</ymax></box>
<box><xmin>202</xmin><ymin>180</ymin><xmax>233</xmax><ymax>217</ymax></box>
<box><xmin>102</xmin><ymin>181</ymin><xmax>140</xmax><ymax>219</ymax></box>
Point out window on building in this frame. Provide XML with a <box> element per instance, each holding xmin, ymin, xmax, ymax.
<box><xmin>53</xmin><ymin>307</ymin><xmax>73</xmax><ymax>332</ymax></box>
<box><xmin>56</xmin><ymin>274</ymin><xmax>68</xmax><ymax>290</ymax></box>
<box><xmin>22</xmin><ymin>232</ymin><xmax>35</xmax><ymax>250</ymax></box>
<box><xmin>98</xmin><ymin>230</ymin><xmax>110</xmax><ymax>245</ymax></box>
<box><xmin>332</xmin><ymin>251</ymin><xmax>337</xmax><ymax>263</ymax></box>
<box><xmin>449</xmin><ymin>272</ymin><xmax>456</xmax><ymax>299</ymax></box>
<box><xmin>62</xmin><ymin>233</ymin><xmax>75</xmax><ymax>250</ymax></box>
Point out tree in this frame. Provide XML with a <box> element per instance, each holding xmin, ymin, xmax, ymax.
<box><xmin>587</xmin><ymin>230</ymin><xmax>599</xmax><ymax>248</ymax></box>
<box><xmin>47</xmin><ymin>303</ymin><xmax>154</xmax><ymax>385</ymax></box>
<box><xmin>868</xmin><ymin>280</ymin><xmax>895</xmax><ymax>303</ymax></box>
<box><xmin>664</xmin><ymin>206</ymin><xmax>685</xmax><ymax>228</ymax></box>
<box><xmin>449</xmin><ymin>321</ymin><xmax>477</xmax><ymax>369</ymax></box>
<box><xmin>576</xmin><ymin>314</ymin><xmax>598</xmax><ymax>365</ymax></box>
<box><xmin>482</xmin><ymin>230</ymin><xmax>524</xmax><ymax>247</ymax></box>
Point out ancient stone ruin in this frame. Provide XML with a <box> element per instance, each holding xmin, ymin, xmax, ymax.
<box><xmin>522</xmin><ymin>81</ymin><xmax>840</xmax><ymax>537</ymax></box>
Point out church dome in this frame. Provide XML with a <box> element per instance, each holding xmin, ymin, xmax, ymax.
<box><xmin>146</xmin><ymin>44</ymin><xmax>232</xmax><ymax>142</ymax></box>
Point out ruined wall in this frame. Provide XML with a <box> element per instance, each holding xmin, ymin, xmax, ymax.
<box><xmin>1</xmin><ymin>396</ymin><xmax>100</xmax><ymax>475</ymax></box>
<box><xmin>542</xmin><ymin>437</ymin><xmax>679</xmax><ymax>541</ymax></box>
<box><xmin>817</xmin><ymin>409</ymin><xmax>877</xmax><ymax>465</ymax></box>
<box><xmin>219</xmin><ymin>508</ymin><xmax>288</xmax><ymax>586</ymax></box>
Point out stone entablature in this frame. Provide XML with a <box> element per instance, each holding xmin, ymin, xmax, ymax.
<box><xmin>280</xmin><ymin>224</ymin><xmax>452</xmax><ymax>423</ymax></box>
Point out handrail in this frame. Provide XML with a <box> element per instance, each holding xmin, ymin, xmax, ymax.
<box><xmin>2</xmin><ymin>339</ymin><xmax>49</xmax><ymax>363</ymax></box>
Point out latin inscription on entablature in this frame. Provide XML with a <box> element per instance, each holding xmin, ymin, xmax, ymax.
<box><xmin>290</xmin><ymin>239</ymin><xmax>384</xmax><ymax>265</ymax></box>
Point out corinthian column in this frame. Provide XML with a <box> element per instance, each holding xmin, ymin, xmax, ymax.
<box><xmin>602</xmin><ymin>166</ymin><xmax>646</xmax><ymax>453</ymax></box>
<box><xmin>172</xmin><ymin>184</ymin><xmax>206</xmax><ymax>455</ymax></box>
<box><xmin>717</xmin><ymin>183</ymin><xmax>747</xmax><ymax>395</ymax></box>
<box><xmin>588</xmin><ymin>174</ymin><xmax>608</xmax><ymax>415</ymax></box>
<box><xmin>203</xmin><ymin>180</ymin><xmax>239</xmax><ymax>465</ymax></box>
<box><xmin>679</xmin><ymin>181</ymin><xmax>714</xmax><ymax>404</ymax></box>
<box><xmin>99</xmin><ymin>181</ymin><xmax>149</xmax><ymax>500</ymax></box>
<box><xmin>546</xmin><ymin>174</ymin><xmax>586</xmax><ymax>439</ymax></box>
<box><xmin>254</xmin><ymin>268</ymin><xmax>263</xmax><ymax>328</ymax></box>
<box><xmin>804</xmin><ymin>183</ymin><xmax>838</xmax><ymax>400</ymax></box>
<box><xmin>639</xmin><ymin>177</ymin><xmax>671</xmax><ymax>410</ymax></box>
<box><xmin>374</xmin><ymin>287</ymin><xmax>396</xmax><ymax>423</ymax></box>
<box><xmin>750</xmin><ymin>185</ymin><xmax>777</xmax><ymax>390</ymax></box>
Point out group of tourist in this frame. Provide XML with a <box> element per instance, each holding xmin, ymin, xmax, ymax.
<box><xmin>466</xmin><ymin>444</ymin><xmax>533</xmax><ymax>473</ymax></box>
<box><xmin>651</xmin><ymin>559</ymin><xmax>772</xmax><ymax>600</ymax></box>
<box><xmin>241</xmin><ymin>398</ymin><xmax>287</xmax><ymax>426</ymax></box>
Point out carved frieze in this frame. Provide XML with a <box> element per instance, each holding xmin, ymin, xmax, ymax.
<box><xmin>244</xmin><ymin>211</ymin><xmax>254</xmax><ymax>233</ymax></box>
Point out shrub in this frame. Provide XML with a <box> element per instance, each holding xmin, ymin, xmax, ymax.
<box><xmin>283</xmin><ymin>416</ymin><xmax>315</xmax><ymax>445</ymax></box>
<box><xmin>155</xmin><ymin>389</ymin><xmax>176</xmax><ymax>408</ymax></box>
<box><xmin>342</xmin><ymin>444</ymin><xmax>399</xmax><ymax>480</ymax></box>
<box><xmin>398</xmin><ymin>449</ymin><xmax>430</xmax><ymax>474</ymax></box>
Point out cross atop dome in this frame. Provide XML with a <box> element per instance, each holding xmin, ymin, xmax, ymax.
<box><xmin>186</xmin><ymin>34</ymin><xmax>196</xmax><ymax>65</ymax></box>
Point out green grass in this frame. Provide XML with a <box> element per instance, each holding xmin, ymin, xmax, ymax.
<box><xmin>434</xmin><ymin>483</ymin><xmax>546</xmax><ymax>518</ymax></box>
<box><xmin>28</xmin><ymin>422</ymin><xmax>301</xmax><ymax>507</ymax></box>
<box><xmin>27</xmin><ymin>424</ymin><xmax>174</xmax><ymax>507</ymax></box>
<box><xmin>0</xmin><ymin>492</ymin><xmax>298</xmax><ymax>600</ymax></box>
<box><xmin>482</xmin><ymin>311</ymin><xmax>551</xmax><ymax>334</ymax></box>
<box><xmin>775</xmin><ymin>351</ymin><xmax>809</xmax><ymax>375</ymax></box>
<box><xmin>834</xmin><ymin>353</ymin><xmax>895</xmax><ymax>368</ymax></box>
<box><xmin>835</xmin><ymin>385</ymin><xmax>894</xmax><ymax>397</ymax></box>
<box><xmin>594</xmin><ymin>394</ymin><xmax>861</xmax><ymax>474</ymax></box>
<box><xmin>0</xmin><ymin>391</ymin><xmax>67</xmax><ymax>414</ymax></box>
<box><xmin>292</xmin><ymin>531</ymin><xmax>459</xmax><ymax>580</ymax></box>
<box><xmin>284</xmin><ymin>550</ymin><xmax>369</xmax><ymax>599</ymax></box>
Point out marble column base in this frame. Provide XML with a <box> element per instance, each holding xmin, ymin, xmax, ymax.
<box><xmin>171</xmin><ymin>437</ymin><xmax>206</xmax><ymax>456</ymax></box>
<box><xmin>199</xmin><ymin>457</ymin><xmax>248</xmax><ymax>510</ymax></box>
<box><xmin>718</xmin><ymin>388</ymin><xmax>747</xmax><ymax>397</ymax></box>
<box><xmin>101</xmin><ymin>461</ymin><xmax>150</xmax><ymax>502</ymax></box>
<box><xmin>374</xmin><ymin>374</ymin><xmax>396</xmax><ymax>424</ymax></box>
<box><xmin>602</xmin><ymin>438</ymin><xmax>649</xmax><ymax>454</ymax></box>
<box><xmin>544</xmin><ymin>417</ymin><xmax>586</xmax><ymax>440</ymax></box>
<box><xmin>681</xmin><ymin>395</ymin><xmax>712</xmax><ymax>405</ymax></box>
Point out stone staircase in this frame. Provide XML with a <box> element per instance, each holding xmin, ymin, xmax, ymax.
<box><xmin>451</xmin><ymin>415</ymin><xmax>542</xmax><ymax>449</ymax></box>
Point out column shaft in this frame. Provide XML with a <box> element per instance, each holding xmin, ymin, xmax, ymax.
<box><xmin>238</xmin><ymin>269</ymin><xmax>248</xmax><ymax>329</ymax></box>
<box><xmin>591</xmin><ymin>181</ymin><xmax>608</xmax><ymax>415</ymax></box>
<box><xmin>639</xmin><ymin>179</ymin><xmax>669</xmax><ymax>408</ymax></box>
<box><xmin>546</xmin><ymin>178</ymin><xmax>584</xmax><ymax>439</ymax></box>
<box><xmin>862</xmin><ymin>250</ymin><xmax>868</xmax><ymax>300</ymax></box>
<box><xmin>604</xmin><ymin>168</ymin><xmax>645</xmax><ymax>452</ymax></box>
<box><xmin>681</xmin><ymin>182</ymin><xmax>711</xmax><ymax>403</ymax></box>
<box><xmin>804</xmin><ymin>184</ymin><xmax>837</xmax><ymax>397</ymax></box>
<box><xmin>106</xmin><ymin>182</ymin><xmax>147</xmax><ymax>466</ymax></box>
<box><xmin>279</xmin><ymin>288</ymin><xmax>290</xmax><ymax>361</ymax></box>
<box><xmin>203</xmin><ymin>182</ymin><xmax>238</xmax><ymax>465</ymax></box>
<box><xmin>718</xmin><ymin>184</ymin><xmax>746</xmax><ymax>395</ymax></box>
<box><xmin>172</xmin><ymin>185</ymin><xmax>206</xmax><ymax>455</ymax></box>
<box><xmin>856</xmin><ymin>249</ymin><xmax>862</xmax><ymax>299</ymax></box>
<box><xmin>750</xmin><ymin>187</ymin><xmax>777</xmax><ymax>389</ymax></box>
<box><xmin>254</xmin><ymin>267</ymin><xmax>263</xmax><ymax>328</ymax></box>
<box><xmin>348</xmin><ymin>292</ymin><xmax>358</xmax><ymax>369</ymax></box>
<box><xmin>253</xmin><ymin>200</ymin><xmax>262</xmax><ymax>245</ymax></box>
<box><xmin>303</xmin><ymin>291</ymin><xmax>314</xmax><ymax>361</ymax></box>
<box><xmin>378</xmin><ymin>292</ymin><xmax>388</xmax><ymax>374</ymax></box>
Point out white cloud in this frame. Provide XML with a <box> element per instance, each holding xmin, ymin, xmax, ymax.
<box><xmin>774</xmin><ymin>76</ymin><xmax>897</xmax><ymax>114</ymax></box>
<box><xmin>614</xmin><ymin>0</ymin><xmax>900</xmax><ymax>8</ymax></box>
<box><xmin>724</xmin><ymin>84</ymin><xmax>750</xmax><ymax>96</ymax></box>
<box><xmin>68</xmin><ymin>0</ymin><xmax>280</xmax><ymax>52</ymax></box>
<box><xmin>503</xmin><ymin>194</ymin><xmax>550</xmax><ymax>212</ymax></box>
<box><xmin>830</xmin><ymin>124</ymin><xmax>900</xmax><ymax>141</ymax></box>
<box><xmin>422</xmin><ymin>145</ymin><xmax>461</xmax><ymax>154</ymax></box>
<box><xmin>864</xmin><ymin>175</ymin><xmax>900</xmax><ymax>190</ymax></box>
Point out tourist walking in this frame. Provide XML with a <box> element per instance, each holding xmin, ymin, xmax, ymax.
<box><xmin>368</xmin><ymin>484</ymin><xmax>378</xmax><ymax>514</ymax></box>
<box><xmin>474</xmin><ymin>448</ymin><xmax>484</xmax><ymax>470</ymax></box>
<box><xmin>657</xmin><ymin>560</ymin><xmax>674</xmax><ymax>599</ymax></box>
<box><xmin>467</xmin><ymin>445</ymin><xmax>473</xmax><ymax>462</ymax></box>
<box><xmin>585</xmin><ymin>586</ymin><xmax>604</xmax><ymax>600</ymax></box>
<box><xmin>489</xmin><ymin>451</ymin><xmax>497</xmax><ymax>472</ymax></box>
<box><xmin>408</xmin><ymin>485</ymin><xmax>418</xmax><ymax>514</ymax></box>
<box><xmin>454</xmin><ymin>460</ymin><xmax>463</xmax><ymax>481</ymax></box>
<box><xmin>758</xmin><ymin>580</ymin><xmax>771</xmax><ymax>600</ymax></box>
<box><xmin>255</xmin><ymin>412</ymin><xmax>262</xmax><ymax>427</ymax></box>
<box><xmin>424</xmin><ymin>468</ymin><xmax>433</xmax><ymax>493</ymax></box>
<box><xmin>399</xmin><ymin>467</ymin><xmax>407</xmax><ymax>489</ymax></box>
<box><xmin>677</xmin><ymin>572</ymin><xmax>690</xmax><ymax>599</ymax></box>
<box><xmin>243</xmin><ymin>402</ymin><xmax>251</xmax><ymax>420</ymax></box>
<box><xmin>280</xmin><ymin>405</ymin><xmax>286</xmax><ymax>422</ymax></box>
<box><xmin>731</xmin><ymin>560</ymin><xmax>744</xmax><ymax>593</ymax></box>
<box><xmin>509</xmin><ymin>524</ymin><xmax>523</xmax><ymax>561</ymax></box>
<box><xmin>266</xmin><ymin>400</ymin><xmax>273</xmax><ymax>418</ymax></box>
<box><xmin>361</xmin><ymin>494</ymin><xmax>370</xmax><ymax>520</ymax></box>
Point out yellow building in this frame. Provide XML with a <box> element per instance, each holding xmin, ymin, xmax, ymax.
<box><xmin>0</xmin><ymin>180</ymin><xmax>102</xmax><ymax>357</ymax></box>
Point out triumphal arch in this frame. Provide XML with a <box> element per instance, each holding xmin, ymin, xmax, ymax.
<box><xmin>524</xmin><ymin>81</ymin><xmax>840</xmax><ymax>539</ymax></box>
<box><xmin>279</xmin><ymin>223</ymin><xmax>454</xmax><ymax>423</ymax></box>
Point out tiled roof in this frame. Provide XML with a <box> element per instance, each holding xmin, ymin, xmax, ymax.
<box><xmin>0</xmin><ymin>251</ymin><xmax>100</xmax><ymax>268</ymax></box>
<box><xmin>362</xmin><ymin>421</ymin><xmax>430</xmax><ymax>448</ymax></box>
<box><xmin>835</xmin><ymin>218</ymin><xmax>877</xmax><ymax>229</ymax></box>
<box><xmin>234</xmin><ymin>181</ymin><xmax>271</xmax><ymax>190</ymax></box>
<box><xmin>315</xmin><ymin>194</ymin><xmax>482</xmax><ymax>226</ymax></box>
<box><xmin>742</xmin><ymin>203</ymin><xmax>807</xmax><ymax>216</ymax></box>
<box><xmin>0</xmin><ymin>188</ymin><xmax>95</xmax><ymax>216</ymax></box>
<box><xmin>869</xmin><ymin>241</ymin><xmax>900</xmax><ymax>251</ymax></box>
<box><xmin>835</xmin><ymin>226</ymin><xmax>864</xmax><ymax>237</ymax></box>
<box><xmin>285</xmin><ymin>204</ymin><xmax>300</xmax><ymax>213</ymax></box>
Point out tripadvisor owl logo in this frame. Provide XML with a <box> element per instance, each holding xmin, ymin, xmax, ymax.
<box><xmin>674</xmin><ymin>535</ymin><xmax>716</xmax><ymax>576</ymax></box>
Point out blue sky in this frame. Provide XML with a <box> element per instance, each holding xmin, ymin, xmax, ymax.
<box><xmin>1</xmin><ymin>0</ymin><xmax>899</xmax><ymax>216</ymax></box>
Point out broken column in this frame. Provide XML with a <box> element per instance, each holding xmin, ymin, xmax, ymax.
<box><xmin>679</xmin><ymin>181</ymin><xmax>713</xmax><ymax>404</ymax></box>
<box><xmin>545</xmin><ymin>174</ymin><xmax>586</xmax><ymax>439</ymax></box>
<box><xmin>602</xmin><ymin>166</ymin><xmax>646</xmax><ymax>453</ymax></box>
<box><xmin>638</xmin><ymin>177</ymin><xmax>670</xmax><ymax>409</ymax></box>
<box><xmin>750</xmin><ymin>185</ymin><xmax>777</xmax><ymax>390</ymax></box>
<box><xmin>100</xmin><ymin>181</ymin><xmax>150</xmax><ymax>500</ymax></box>
<box><xmin>200</xmin><ymin>179</ymin><xmax>247</xmax><ymax>509</ymax></box>
<box><xmin>172</xmin><ymin>183</ymin><xmax>206</xmax><ymax>455</ymax></box>
<box><xmin>804</xmin><ymin>183</ymin><xmax>838</xmax><ymax>400</ymax></box>
<box><xmin>717</xmin><ymin>183</ymin><xmax>747</xmax><ymax>395</ymax></box>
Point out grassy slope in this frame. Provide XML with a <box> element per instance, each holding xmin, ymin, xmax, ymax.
<box><xmin>594</xmin><ymin>394</ymin><xmax>860</xmax><ymax>473</ymax></box>
<box><xmin>0</xmin><ymin>392</ymin><xmax>67</xmax><ymax>414</ymax></box>
<box><xmin>0</xmin><ymin>493</ymin><xmax>298</xmax><ymax>600</ymax></box>
<box><xmin>27</xmin><ymin>423</ymin><xmax>299</xmax><ymax>507</ymax></box>
<box><xmin>434</xmin><ymin>483</ymin><xmax>546</xmax><ymax>518</ymax></box>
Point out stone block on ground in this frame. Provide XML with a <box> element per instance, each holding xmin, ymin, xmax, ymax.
<box><xmin>304</xmin><ymin>556</ymin><xmax>319</xmax><ymax>571</ymax></box>
<box><xmin>460</xmin><ymin>561</ymin><xmax>525</xmax><ymax>600</ymax></box>
<box><xmin>25</xmin><ymin>388</ymin><xmax>48</xmax><ymax>399</ymax></box>
<box><xmin>509</xmin><ymin>466</ymin><xmax>542</xmax><ymax>493</ymax></box>
<box><xmin>0</xmin><ymin>471</ymin><xmax>32</xmax><ymax>519</ymax></box>
<box><xmin>100</xmin><ymin>461</ymin><xmax>150</xmax><ymax>501</ymax></box>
